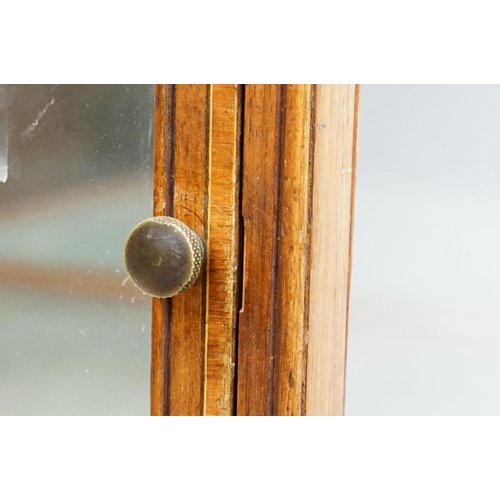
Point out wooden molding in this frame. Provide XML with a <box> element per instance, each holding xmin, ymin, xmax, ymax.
<box><xmin>151</xmin><ymin>84</ymin><xmax>174</xmax><ymax>416</ymax></box>
<box><xmin>237</xmin><ymin>84</ymin><xmax>283</xmax><ymax>415</ymax></box>
<box><xmin>306</xmin><ymin>84</ymin><xmax>360</xmax><ymax>416</ymax></box>
<box><xmin>151</xmin><ymin>85</ymin><xmax>241</xmax><ymax>416</ymax></box>
<box><xmin>151</xmin><ymin>84</ymin><xmax>359</xmax><ymax>416</ymax></box>
<box><xmin>275</xmin><ymin>84</ymin><xmax>315</xmax><ymax>416</ymax></box>
<box><xmin>204</xmin><ymin>85</ymin><xmax>241</xmax><ymax>416</ymax></box>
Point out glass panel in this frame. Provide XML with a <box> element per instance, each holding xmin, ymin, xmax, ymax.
<box><xmin>346</xmin><ymin>85</ymin><xmax>500</xmax><ymax>415</ymax></box>
<box><xmin>0</xmin><ymin>84</ymin><xmax>154</xmax><ymax>415</ymax></box>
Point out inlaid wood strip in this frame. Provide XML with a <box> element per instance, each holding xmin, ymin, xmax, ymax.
<box><xmin>275</xmin><ymin>84</ymin><xmax>315</xmax><ymax>416</ymax></box>
<box><xmin>204</xmin><ymin>84</ymin><xmax>241</xmax><ymax>416</ymax></box>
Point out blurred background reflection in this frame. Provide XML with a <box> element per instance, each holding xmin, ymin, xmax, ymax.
<box><xmin>0</xmin><ymin>85</ymin><xmax>153</xmax><ymax>415</ymax></box>
<box><xmin>346</xmin><ymin>85</ymin><xmax>500</xmax><ymax>415</ymax></box>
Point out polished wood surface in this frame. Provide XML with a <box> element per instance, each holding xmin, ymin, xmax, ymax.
<box><xmin>306</xmin><ymin>84</ymin><xmax>360</xmax><ymax>415</ymax></box>
<box><xmin>237</xmin><ymin>85</ymin><xmax>283</xmax><ymax>415</ymax></box>
<box><xmin>169</xmin><ymin>85</ymin><xmax>209</xmax><ymax>415</ymax></box>
<box><xmin>151</xmin><ymin>85</ymin><xmax>241</xmax><ymax>415</ymax></box>
<box><xmin>151</xmin><ymin>84</ymin><xmax>359</xmax><ymax>416</ymax></box>
<box><xmin>237</xmin><ymin>84</ymin><xmax>319</xmax><ymax>415</ymax></box>
<box><xmin>151</xmin><ymin>84</ymin><xmax>174</xmax><ymax>416</ymax></box>
<box><xmin>275</xmin><ymin>85</ymin><xmax>315</xmax><ymax>415</ymax></box>
<box><xmin>205</xmin><ymin>85</ymin><xmax>241</xmax><ymax>416</ymax></box>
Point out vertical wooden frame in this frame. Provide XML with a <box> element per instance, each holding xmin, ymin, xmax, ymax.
<box><xmin>205</xmin><ymin>85</ymin><xmax>241</xmax><ymax>416</ymax></box>
<box><xmin>151</xmin><ymin>84</ymin><xmax>241</xmax><ymax>416</ymax></box>
<box><xmin>237</xmin><ymin>85</ymin><xmax>283</xmax><ymax>415</ymax></box>
<box><xmin>169</xmin><ymin>85</ymin><xmax>209</xmax><ymax>416</ymax></box>
<box><xmin>151</xmin><ymin>84</ymin><xmax>174</xmax><ymax>416</ymax></box>
<box><xmin>151</xmin><ymin>84</ymin><xmax>359</xmax><ymax>416</ymax></box>
<box><xmin>275</xmin><ymin>85</ymin><xmax>315</xmax><ymax>416</ymax></box>
<box><xmin>305</xmin><ymin>84</ymin><xmax>359</xmax><ymax>415</ymax></box>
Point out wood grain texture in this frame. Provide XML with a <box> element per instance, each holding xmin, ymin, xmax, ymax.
<box><xmin>152</xmin><ymin>84</ymin><xmax>241</xmax><ymax>415</ymax></box>
<box><xmin>151</xmin><ymin>84</ymin><xmax>174</xmax><ymax>416</ymax></box>
<box><xmin>204</xmin><ymin>84</ymin><xmax>241</xmax><ymax>416</ymax></box>
<box><xmin>151</xmin><ymin>84</ymin><xmax>359</xmax><ymax>416</ymax></box>
<box><xmin>306</xmin><ymin>84</ymin><xmax>359</xmax><ymax>416</ymax></box>
<box><xmin>275</xmin><ymin>84</ymin><xmax>315</xmax><ymax>415</ymax></box>
<box><xmin>237</xmin><ymin>85</ymin><xmax>283</xmax><ymax>415</ymax></box>
<box><xmin>170</xmin><ymin>84</ymin><xmax>209</xmax><ymax>415</ymax></box>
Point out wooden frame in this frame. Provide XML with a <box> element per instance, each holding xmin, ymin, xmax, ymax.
<box><xmin>151</xmin><ymin>84</ymin><xmax>359</xmax><ymax>416</ymax></box>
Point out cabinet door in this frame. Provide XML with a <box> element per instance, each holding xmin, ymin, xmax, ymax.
<box><xmin>151</xmin><ymin>84</ymin><xmax>360</xmax><ymax>416</ymax></box>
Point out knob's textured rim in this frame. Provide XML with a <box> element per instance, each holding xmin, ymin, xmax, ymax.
<box><xmin>160</xmin><ymin>217</ymin><xmax>205</xmax><ymax>295</ymax></box>
<box><xmin>124</xmin><ymin>216</ymin><xmax>205</xmax><ymax>298</ymax></box>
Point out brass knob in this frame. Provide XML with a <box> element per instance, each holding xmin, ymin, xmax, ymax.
<box><xmin>124</xmin><ymin>216</ymin><xmax>205</xmax><ymax>298</ymax></box>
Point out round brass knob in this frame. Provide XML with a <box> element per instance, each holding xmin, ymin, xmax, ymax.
<box><xmin>124</xmin><ymin>216</ymin><xmax>205</xmax><ymax>298</ymax></box>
